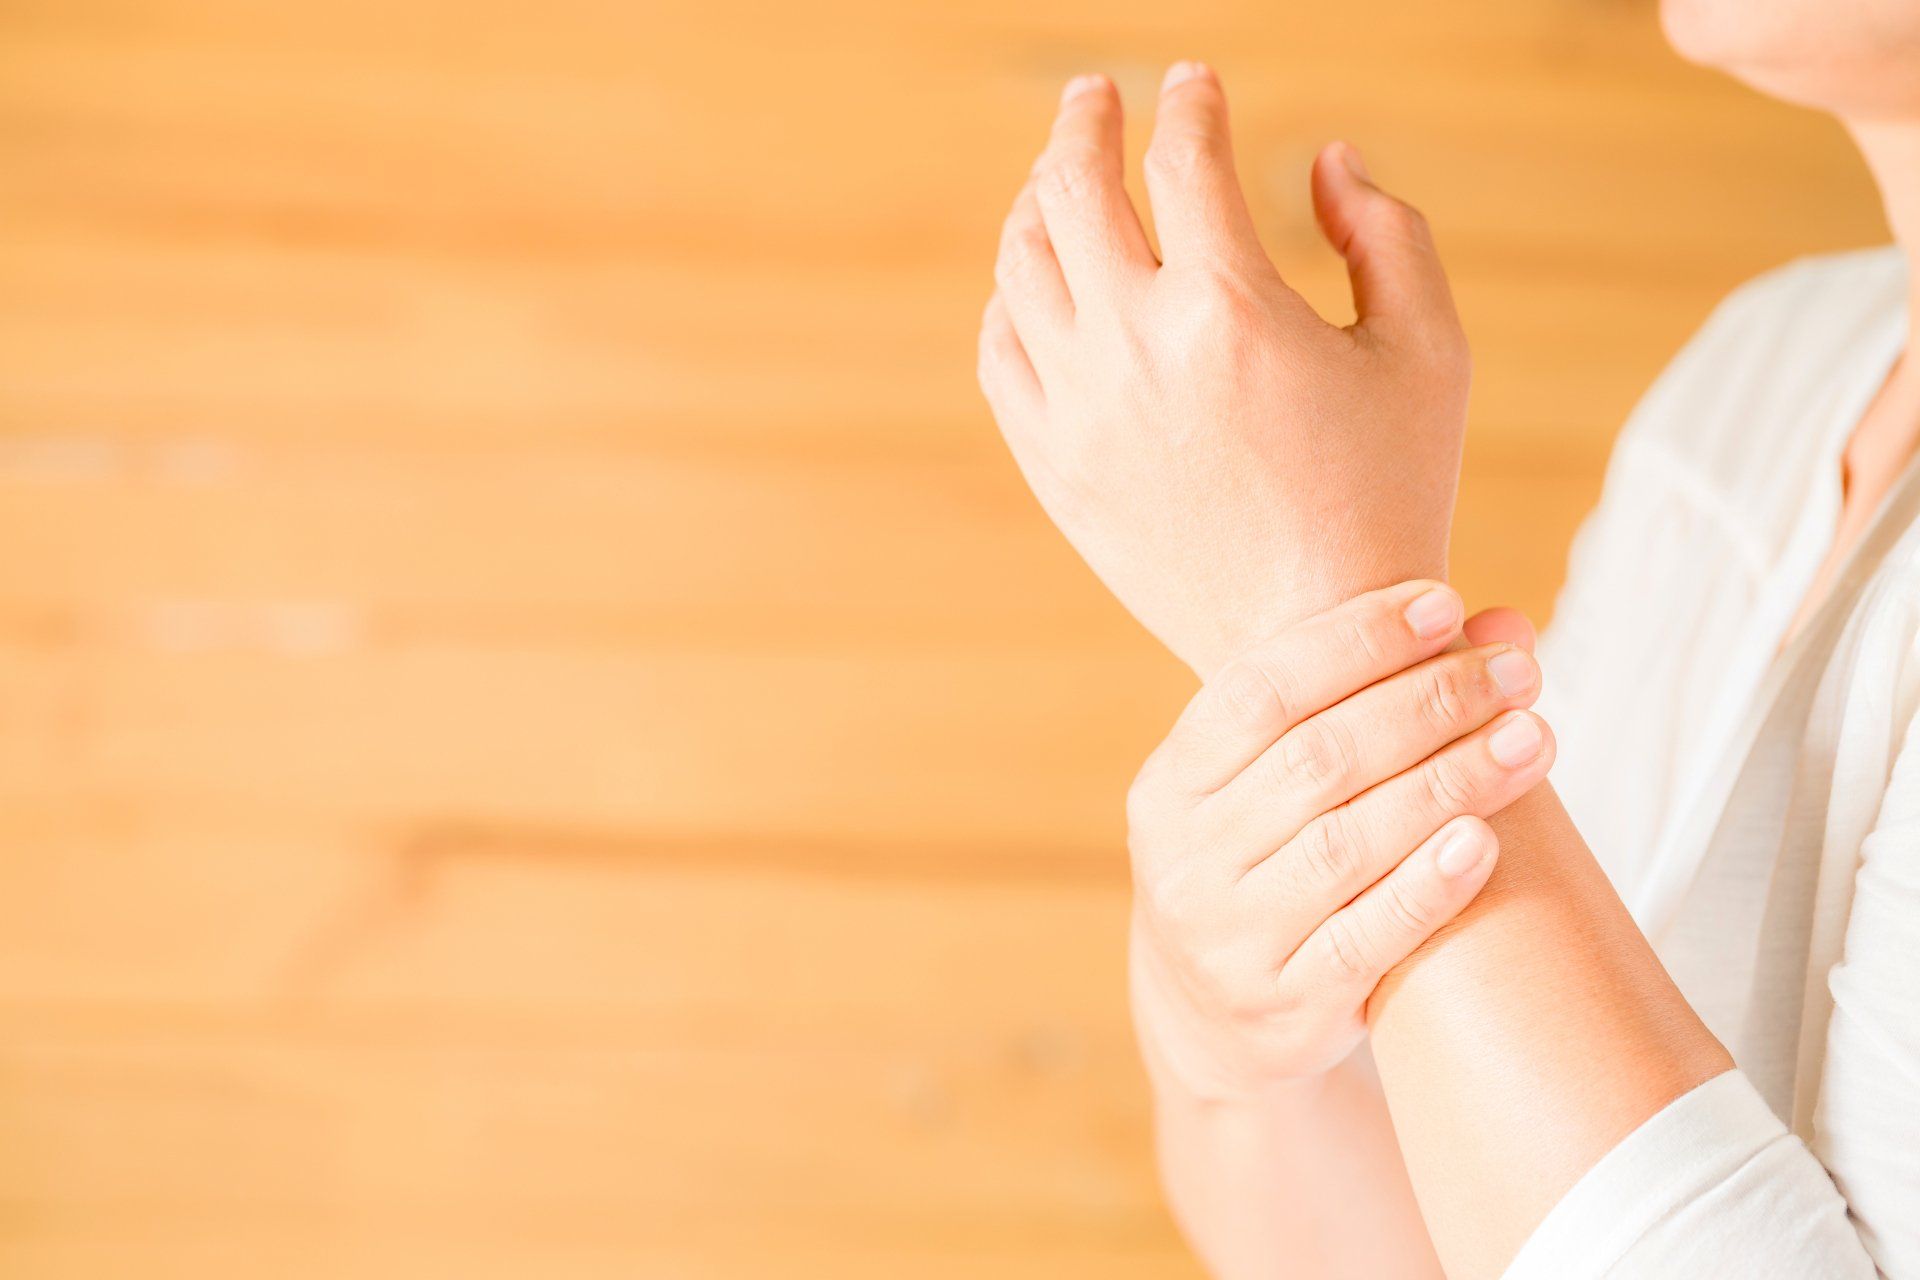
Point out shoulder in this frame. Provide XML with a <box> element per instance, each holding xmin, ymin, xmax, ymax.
<box><xmin>1619</xmin><ymin>247</ymin><xmax>1907</xmax><ymax>465</ymax></box>
<box><xmin>1705</xmin><ymin>246</ymin><xmax>1907</xmax><ymax>336</ymax></box>
<box><xmin>1579</xmin><ymin>247</ymin><xmax>1908</xmax><ymax>554</ymax></box>
<box><xmin>1538</xmin><ymin>250</ymin><xmax>1905</xmax><ymax>813</ymax></box>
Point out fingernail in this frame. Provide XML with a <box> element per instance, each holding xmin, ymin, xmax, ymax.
<box><xmin>1340</xmin><ymin>142</ymin><xmax>1371</xmax><ymax>181</ymax></box>
<box><xmin>1062</xmin><ymin>73</ymin><xmax>1107</xmax><ymax>103</ymax></box>
<box><xmin>1403</xmin><ymin>587</ymin><xmax>1460</xmax><ymax>641</ymax></box>
<box><xmin>1487</xmin><ymin>648</ymin><xmax>1537</xmax><ymax>698</ymax></box>
<box><xmin>1435</xmin><ymin>824</ymin><xmax>1490</xmax><ymax>879</ymax></box>
<box><xmin>1488</xmin><ymin>713</ymin><xmax>1545</xmax><ymax>768</ymax></box>
<box><xmin>1162</xmin><ymin>61</ymin><xmax>1209</xmax><ymax>92</ymax></box>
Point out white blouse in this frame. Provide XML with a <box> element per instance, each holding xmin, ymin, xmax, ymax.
<box><xmin>1510</xmin><ymin>247</ymin><xmax>1920</xmax><ymax>1278</ymax></box>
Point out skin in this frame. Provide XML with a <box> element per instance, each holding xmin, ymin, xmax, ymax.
<box><xmin>1127</xmin><ymin>581</ymin><xmax>1551</xmax><ymax>1104</ymax></box>
<box><xmin>1661</xmin><ymin>0</ymin><xmax>1920</xmax><ymax>120</ymax></box>
<box><xmin>1663</xmin><ymin>0</ymin><xmax>1920</xmax><ymax>645</ymax></box>
<box><xmin>974</xmin><ymin>31</ymin><xmax>1920</xmax><ymax>1274</ymax></box>
<box><xmin>1128</xmin><ymin>583</ymin><xmax>1551</xmax><ymax>1278</ymax></box>
<box><xmin>983</xmin><ymin>68</ymin><xmax>1470</xmax><ymax>674</ymax></box>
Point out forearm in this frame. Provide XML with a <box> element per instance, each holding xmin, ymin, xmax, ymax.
<box><xmin>1179</xmin><ymin>570</ymin><xmax>1728</xmax><ymax>1278</ymax></box>
<box><xmin>1365</xmin><ymin>783</ymin><xmax>1732</xmax><ymax>1278</ymax></box>
<box><xmin>1152</xmin><ymin>1048</ymin><xmax>1445</xmax><ymax>1280</ymax></box>
<box><xmin>983</xmin><ymin>62</ymin><xmax>1732</xmax><ymax>1280</ymax></box>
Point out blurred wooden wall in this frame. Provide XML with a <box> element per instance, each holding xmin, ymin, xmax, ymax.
<box><xmin>0</xmin><ymin>0</ymin><xmax>1886</xmax><ymax>1274</ymax></box>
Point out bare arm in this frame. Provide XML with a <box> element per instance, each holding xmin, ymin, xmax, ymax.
<box><xmin>1154</xmin><ymin>1052</ymin><xmax>1443</xmax><ymax>1280</ymax></box>
<box><xmin>1139</xmin><ymin>694</ymin><xmax>1726</xmax><ymax>1280</ymax></box>
<box><xmin>978</xmin><ymin>64</ymin><xmax>1728</xmax><ymax>1279</ymax></box>
<box><xmin>1368</xmin><ymin>786</ymin><xmax>1731</xmax><ymax>1277</ymax></box>
<box><xmin>1140</xmin><ymin>603</ymin><xmax>1549</xmax><ymax>1279</ymax></box>
<box><xmin>1119</xmin><ymin>584</ymin><xmax>1554</xmax><ymax>1276</ymax></box>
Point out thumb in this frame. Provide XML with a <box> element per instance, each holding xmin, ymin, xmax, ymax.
<box><xmin>1310</xmin><ymin>141</ymin><xmax>1462</xmax><ymax>345</ymax></box>
<box><xmin>1463</xmin><ymin>606</ymin><xmax>1537</xmax><ymax>654</ymax></box>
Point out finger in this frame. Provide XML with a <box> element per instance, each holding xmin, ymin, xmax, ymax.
<box><xmin>977</xmin><ymin>292</ymin><xmax>1044</xmax><ymax>420</ymax></box>
<box><xmin>1030</xmin><ymin>74</ymin><xmax>1155</xmax><ymax>302</ymax></box>
<box><xmin>1309</xmin><ymin>141</ymin><xmax>1462</xmax><ymax>345</ymax></box>
<box><xmin>994</xmin><ymin>180</ymin><xmax>1073</xmax><ymax>357</ymax></box>
<box><xmin>1246</xmin><ymin>709</ymin><xmax>1553</xmax><ymax>918</ymax></box>
<box><xmin>1282</xmin><ymin>815</ymin><xmax>1497</xmax><ymax>1000</ymax></box>
<box><xmin>1151</xmin><ymin>580</ymin><xmax>1465</xmax><ymax>799</ymax></box>
<box><xmin>1464</xmin><ymin>606</ymin><xmax>1536</xmax><ymax>654</ymax></box>
<box><xmin>1142</xmin><ymin>61</ymin><xmax>1265</xmax><ymax>266</ymax></box>
<box><xmin>1205</xmin><ymin>640</ymin><xmax>1540</xmax><ymax>861</ymax></box>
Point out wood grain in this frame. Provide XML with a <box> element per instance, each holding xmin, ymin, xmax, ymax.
<box><xmin>0</xmin><ymin>0</ymin><xmax>1886</xmax><ymax>1273</ymax></box>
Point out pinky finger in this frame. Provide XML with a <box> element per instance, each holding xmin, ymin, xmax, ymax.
<box><xmin>978</xmin><ymin>292</ymin><xmax>1044</xmax><ymax>417</ymax></box>
<box><xmin>1284</xmin><ymin>815</ymin><xmax>1497</xmax><ymax>1001</ymax></box>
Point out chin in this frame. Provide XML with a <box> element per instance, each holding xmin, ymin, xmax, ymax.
<box><xmin>1659</xmin><ymin>0</ymin><xmax>1920</xmax><ymax>118</ymax></box>
<box><xmin>1656</xmin><ymin>0</ymin><xmax>1809</xmax><ymax>71</ymax></box>
<box><xmin>1658</xmin><ymin>0</ymin><xmax>1735</xmax><ymax>69</ymax></box>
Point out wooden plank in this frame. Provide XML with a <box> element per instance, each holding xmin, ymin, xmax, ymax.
<box><xmin>0</xmin><ymin>0</ymin><xmax>1885</xmax><ymax>1271</ymax></box>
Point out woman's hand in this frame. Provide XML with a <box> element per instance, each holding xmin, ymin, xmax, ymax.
<box><xmin>978</xmin><ymin>63</ymin><xmax>1471</xmax><ymax>675</ymax></box>
<box><xmin>1126</xmin><ymin>581</ymin><xmax>1554</xmax><ymax>1102</ymax></box>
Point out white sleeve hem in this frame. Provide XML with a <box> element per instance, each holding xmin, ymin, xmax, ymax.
<box><xmin>1501</xmin><ymin>1070</ymin><xmax>1822</xmax><ymax>1280</ymax></box>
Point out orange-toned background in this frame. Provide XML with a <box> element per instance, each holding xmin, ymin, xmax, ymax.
<box><xmin>0</xmin><ymin>0</ymin><xmax>1887</xmax><ymax>1275</ymax></box>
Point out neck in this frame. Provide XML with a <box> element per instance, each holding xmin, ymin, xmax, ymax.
<box><xmin>1849</xmin><ymin>117</ymin><xmax>1920</xmax><ymax>346</ymax></box>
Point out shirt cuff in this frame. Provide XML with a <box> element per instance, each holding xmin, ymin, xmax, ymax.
<box><xmin>1501</xmin><ymin>1070</ymin><xmax>1785</xmax><ymax>1280</ymax></box>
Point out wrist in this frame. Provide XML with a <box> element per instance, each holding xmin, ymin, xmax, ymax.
<box><xmin>1132</xmin><ymin>955</ymin><xmax>1352</xmax><ymax>1108</ymax></box>
<box><xmin>1184</xmin><ymin>550</ymin><xmax>1450</xmax><ymax>678</ymax></box>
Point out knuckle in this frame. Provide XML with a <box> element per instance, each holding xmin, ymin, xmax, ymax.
<box><xmin>1140</xmin><ymin>879</ymin><xmax>1188</xmax><ymax>934</ymax></box>
<box><xmin>1038</xmin><ymin>148</ymin><xmax>1105</xmax><ymax>204</ymax></box>
<box><xmin>975</xmin><ymin>351</ymin><xmax>998</xmax><ymax>396</ymax></box>
<box><xmin>994</xmin><ymin>223</ymin><xmax>1050</xmax><ymax>285</ymax></box>
<box><xmin>1189</xmin><ymin>932</ymin><xmax>1254</xmax><ymax>986</ymax></box>
<box><xmin>975</xmin><ymin>326</ymin><xmax>1006</xmax><ymax>383</ymax></box>
<box><xmin>1293</xmin><ymin>808</ymin><xmax>1358</xmax><ymax>888</ymax></box>
<box><xmin>1274</xmin><ymin>720</ymin><xmax>1351</xmax><ymax>795</ymax></box>
<box><xmin>1124</xmin><ymin>761</ymin><xmax>1165</xmax><ymax>832</ymax></box>
<box><xmin>1322</xmin><ymin>914</ymin><xmax>1375</xmax><ymax>984</ymax></box>
<box><xmin>1424</xmin><ymin>753</ymin><xmax>1481</xmax><ymax>814</ymax></box>
<box><xmin>1145</xmin><ymin>131</ymin><xmax>1219</xmax><ymax>183</ymax></box>
<box><xmin>1333</xmin><ymin>611</ymin><xmax>1391</xmax><ymax>669</ymax></box>
<box><xmin>1138</xmin><ymin>861</ymin><xmax>1204</xmax><ymax>934</ymax></box>
<box><xmin>1176</xmin><ymin>277</ymin><xmax>1272</xmax><ymax>362</ymax></box>
<box><xmin>1222</xmin><ymin>976</ymin><xmax>1274</xmax><ymax>1023</ymax></box>
<box><xmin>1418</xmin><ymin>664</ymin><xmax>1473</xmax><ymax>733</ymax></box>
<box><xmin>1135</xmin><ymin>862</ymin><xmax>1174</xmax><ymax>917</ymax></box>
<box><xmin>1269</xmin><ymin>968</ymin><xmax>1309</xmax><ymax>1017</ymax></box>
<box><xmin>991</xmin><ymin>254</ymin><xmax>1017</xmax><ymax>293</ymax></box>
<box><xmin>1191</xmin><ymin>264</ymin><xmax>1265</xmax><ymax>315</ymax></box>
<box><xmin>1380</xmin><ymin>879</ymin><xmax>1434</xmax><ymax>939</ymax></box>
<box><xmin>1214</xmin><ymin>655</ymin><xmax>1297</xmax><ymax>731</ymax></box>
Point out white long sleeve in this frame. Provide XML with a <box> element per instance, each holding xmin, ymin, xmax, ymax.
<box><xmin>1804</xmin><ymin>652</ymin><xmax>1920</xmax><ymax>1276</ymax></box>
<box><xmin>1510</xmin><ymin>248</ymin><xmax>1920</xmax><ymax>1279</ymax></box>
<box><xmin>1506</xmin><ymin>647</ymin><xmax>1920</xmax><ymax>1278</ymax></box>
<box><xmin>1502</xmin><ymin>1071</ymin><xmax>1875</xmax><ymax>1279</ymax></box>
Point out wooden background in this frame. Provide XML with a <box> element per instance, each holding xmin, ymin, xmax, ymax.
<box><xmin>0</xmin><ymin>0</ymin><xmax>1887</xmax><ymax>1274</ymax></box>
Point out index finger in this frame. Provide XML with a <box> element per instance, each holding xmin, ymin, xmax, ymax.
<box><xmin>1030</xmin><ymin>74</ymin><xmax>1156</xmax><ymax>300</ymax></box>
<box><xmin>1155</xmin><ymin>580</ymin><xmax>1465</xmax><ymax>797</ymax></box>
